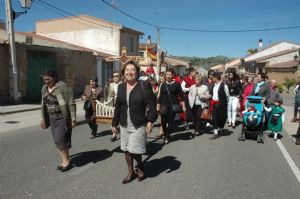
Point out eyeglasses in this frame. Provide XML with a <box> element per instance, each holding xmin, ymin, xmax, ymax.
<box><xmin>113</xmin><ymin>75</ymin><xmax>119</xmax><ymax>77</ymax></box>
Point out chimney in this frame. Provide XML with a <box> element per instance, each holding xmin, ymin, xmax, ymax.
<box><xmin>258</xmin><ymin>39</ymin><xmax>263</xmax><ymax>51</ymax></box>
<box><xmin>146</xmin><ymin>35</ymin><xmax>151</xmax><ymax>45</ymax></box>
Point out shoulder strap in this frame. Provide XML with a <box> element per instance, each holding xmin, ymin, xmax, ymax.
<box><xmin>165</xmin><ymin>83</ymin><xmax>174</xmax><ymax>106</ymax></box>
<box><xmin>140</xmin><ymin>81</ymin><xmax>147</xmax><ymax>105</ymax></box>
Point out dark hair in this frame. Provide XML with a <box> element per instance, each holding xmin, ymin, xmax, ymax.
<box><xmin>121</xmin><ymin>60</ymin><xmax>140</xmax><ymax>77</ymax></box>
<box><xmin>166</xmin><ymin>68</ymin><xmax>175</xmax><ymax>76</ymax></box>
<box><xmin>258</xmin><ymin>72</ymin><xmax>267</xmax><ymax>80</ymax></box>
<box><xmin>208</xmin><ymin>70</ymin><xmax>215</xmax><ymax>76</ymax></box>
<box><xmin>89</xmin><ymin>75</ymin><xmax>98</xmax><ymax>83</ymax></box>
<box><xmin>276</xmin><ymin>97</ymin><xmax>283</xmax><ymax>104</ymax></box>
<box><xmin>213</xmin><ymin>73</ymin><xmax>221</xmax><ymax>80</ymax></box>
<box><xmin>228</xmin><ymin>71</ymin><xmax>239</xmax><ymax>81</ymax></box>
<box><xmin>159</xmin><ymin>72</ymin><xmax>165</xmax><ymax>76</ymax></box>
<box><xmin>42</xmin><ymin>70</ymin><xmax>58</xmax><ymax>81</ymax></box>
<box><xmin>140</xmin><ymin>70</ymin><xmax>146</xmax><ymax>77</ymax></box>
<box><xmin>188</xmin><ymin>67</ymin><xmax>196</xmax><ymax>74</ymax></box>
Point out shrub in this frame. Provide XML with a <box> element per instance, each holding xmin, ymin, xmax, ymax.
<box><xmin>277</xmin><ymin>83</ymin><xmax>284</xmax><ymax>93</ymax></box>
<box><xmin>283</xmin><ymin>78</ymin><xmax>297</xmax><ymax>93</ymax></box>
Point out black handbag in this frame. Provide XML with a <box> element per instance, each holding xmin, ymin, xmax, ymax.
<box><xmin>165</xmin><ymin>84</ymin><xmax>183</xmax><ymax>113</ymax></box>
<box><xmin>141</xmin><ymin>81</ymin><xmax>158</xmax><ymax>120</ymax></box>
<box><xmin>84</xmin><ymin>100</ymin><xmax>93</xmax><ymax>112</ymax></box>
<box><xmin>172</xmin><ymin>104</ymin><xmax>183</xmax><ymax>113</ymax></box>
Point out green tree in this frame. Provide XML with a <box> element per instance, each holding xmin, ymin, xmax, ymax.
<box><xmin>247</xmin><ymin>48</ymin><xmax>258</xmax><ymax>54</ymax></box>
<box><xmin>173</xmin><ymin>55</ymin><xmax>234</xmax><ymax>70</ymax></box>
<box><xmin>283</xmin><ymin>78</ymin><xmax>297</xmax><ymax>93</ymax></box>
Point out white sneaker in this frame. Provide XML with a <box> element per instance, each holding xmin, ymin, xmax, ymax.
<box><xmin>206</xmin><ymin>123</ymin><xmax>211</xmax><ymax>127</ymax></box>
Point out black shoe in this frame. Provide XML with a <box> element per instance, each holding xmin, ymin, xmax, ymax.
<box><xmin>137</xmin><ymin>164</ymin><xmax>145</xmax><ymax>182</ymax></box>
<box><xmin>122</xmin><ymin>172</ymin><xmax>136</xmax><ymax>184</ymax></box>
<box><xmin>56</xmin><ymin>165</ymin><xmax>63</xmax><ymax>170</ymax></box>
<box><xmin>61</xmin><ymin>163</ymin><xmax>72</xmax><ymax>172</ymax></box>
<box><xmin>209</xmin><ymin>134</ymin><xmax>220</xmax><ymax>140</ymax></box>
<box><xmin>192</xmin><ymin>131</ymin><xmax>196</xmax><ymax>138</ymax></box>
<box><xmin>110</xmin><ymin>135</ymin><xmax>117</xmax><ymax>142</ymax></box>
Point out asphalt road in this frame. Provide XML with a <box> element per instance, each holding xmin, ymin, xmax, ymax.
<box><xmin>1</xmin><ymin>117</ymin><xmax>300</xmax><ymax>199</ymax></box>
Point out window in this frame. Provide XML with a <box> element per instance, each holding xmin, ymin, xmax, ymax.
<box><xmin>127</xmin><ymin>36</ymin><xmax>134</xmax><ymax>52</ymax></box>
<box><xmin>139</xmin><ymin>51</ymin><xmax>144</xmax><ymax>57</ymax></box>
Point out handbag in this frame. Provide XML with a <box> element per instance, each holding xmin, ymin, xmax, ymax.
<box><xmin>84</xmin><ymin>100</ymin><xmax>93</xmax><ymax>112</ymax></box>
<box><xmin>141</xmin><ymin>81</ymin><xmax>158</xmax><ymax>120</ymax></box>
<box><xmin>165</xmin><ymin>84</ymin><xmax>183</xmax><ymax>113</ymax></box>
<box><xmin>200</xmin><ymin>107</ymin><xmax>211</xmax><ymax>120</ymax></box>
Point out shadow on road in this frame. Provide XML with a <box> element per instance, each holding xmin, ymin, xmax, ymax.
<box><xmin>171</xmin><ymin>132</ymin><xmax>194</xmax><ymax>141</ymax></box>
<box><xmin>144</xmin><ymin>156</ymin><xmax>181</xmax><ymax>178</ymax></box>
<box><xmin>221</xmin><ymin>129</ymin><xmax>234</xmax><ymax>136</ymax></box>
<box><xmin>70</xmin><ymin>150</ymin><xmax>112</xmax><ymax>167</ymax></box>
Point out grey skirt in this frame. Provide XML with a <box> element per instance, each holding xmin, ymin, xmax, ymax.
<box><xmin>49</xmin><ymin>116</ymin><xmax>72</xmax><ymax>150</ymax></box>
<box><xmin>120</xmin><ymin>125</ymin><xmax>146</xmax><ymax>154</ymax></box>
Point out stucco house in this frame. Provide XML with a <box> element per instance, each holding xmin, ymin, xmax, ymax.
<box><xmin>243</xmin><ymin>41</ymin><xmax>300</xmax><ymax>74</ymax></box>
<box><xmin>0</xmin><ymin>28</ymin><xmax>111</xmax><ymax>103</ymax></box>
<box><xmin>35</xmin><ymin>15</ymin><xmax>144</xmax><ymax>86</ymax></box>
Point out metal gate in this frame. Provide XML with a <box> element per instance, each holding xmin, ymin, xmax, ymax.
<box><xmin>24</xmin><ymin>58</ymin><xmax>56</xmax><ymax>102</ymax></box>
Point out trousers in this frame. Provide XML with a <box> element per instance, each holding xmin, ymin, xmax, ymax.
<box><xmin>227</xmin><ymin>96</ymin><xmax>239</xmax><ymax>124</ymax></box>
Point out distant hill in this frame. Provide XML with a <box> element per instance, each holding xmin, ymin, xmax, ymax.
<box><xmin>173</xmin><ymin>55</ymin><xmax>235</xmax><ymax>70</ymax></box>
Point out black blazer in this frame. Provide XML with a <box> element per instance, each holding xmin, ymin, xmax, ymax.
<box><xmin>112</xmin><ymin>81</ymin><xmax>157</xmax><ymax>128</ymax></box>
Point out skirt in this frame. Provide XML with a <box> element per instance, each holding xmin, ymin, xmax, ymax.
<box><xmin>120</xmin><ymin>125</ymin><xmax>146</xmax><ymax>154</ymax></box>
<box><xmin>49</xmin><ymin>116</ymin><xmax>72</xmax><ymax>150</ymax></box>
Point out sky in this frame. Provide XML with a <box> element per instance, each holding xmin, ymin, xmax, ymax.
<box><xmin>1</xmin><ymin>0</ymin><xmax>300</xmax><ymax>58</ymax></box>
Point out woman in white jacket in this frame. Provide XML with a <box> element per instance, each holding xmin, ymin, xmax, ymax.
<box><xmin>188</xmin><ymin>75</ymin><xmax>211</xmax><ymax>137</ymax></box>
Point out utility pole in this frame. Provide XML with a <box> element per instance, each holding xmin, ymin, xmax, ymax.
<box><xmin>5</xmin><ymin>0</ymin><xmax>20</xmax><ymax>103</ymax></box>
<box><xmin>156</xmin><ymin>26</ymin><xmax>161</xmax><ymax>74</ymax></box>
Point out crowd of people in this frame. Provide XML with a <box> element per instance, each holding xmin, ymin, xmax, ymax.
<box><xmin>39</xmin><ymin>62</ymin><xmax>300</xmax><ymax>184</ymax></box>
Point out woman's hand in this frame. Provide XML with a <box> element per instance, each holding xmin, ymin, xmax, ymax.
<box><xmin>82</xmin><ymin>95</ymin><xmax>88</xmax><ymax>101</ymax></box>
<box><xmin>71</xmin><ymin>121</ymin><xmax>76</xmax><ymax>128</ymax></box>
<box><xmin>40</xmin><ymin>120</ymin><xmax>46</xmax><ymax>129</ymax></box>
<box><xmin>181</xmin><ymin>102</ymin><xmax>186</xmax><ymax>112</ymax></box>
<box><xmin>156</xmin><ymin>104</ymin><xmax>160</xmax><ymax>112</ymax></box>
<box><xmin>146</xmin><ymin>122</ymin><xmax>153</xmax><ymax>134</ymax></box>
<box><xmin>112</xmin><ymin>127</ymin><xmax>118</xmax><ymax>135</ymax></box>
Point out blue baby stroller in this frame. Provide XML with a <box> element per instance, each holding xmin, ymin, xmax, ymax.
<box><xmin>239</xmin><ymin>96</ymin><xmax>264</xmax><ymax>143</ymax></box>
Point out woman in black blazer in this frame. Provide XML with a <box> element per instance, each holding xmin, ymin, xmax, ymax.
<box><xmin>112</xmin><ymin>61</ymin><xmax>157</xmax><ymax>184</ymax></box>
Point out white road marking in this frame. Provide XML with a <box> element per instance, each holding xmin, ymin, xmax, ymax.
<box><xmin>276</xmin><ymin>140</ymin><xmax>300</xmax><ymax>183</ymax></box>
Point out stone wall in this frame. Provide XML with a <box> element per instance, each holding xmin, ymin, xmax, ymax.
<box><xmin>267</xmin><ymin>68</ymin><xmax>299</xmax><ymax>84</ymax></box>
<box><xmin>0</xmin><ymin>44</ymin><xmax>10</xmax><ymax>101</ymax></box>
<box><xmin>57</xmin><ymin>50</ymin><xmax>97</xmax><ymax>97</ymax></box>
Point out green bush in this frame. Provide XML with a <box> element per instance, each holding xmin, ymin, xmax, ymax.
<box><xmin>283</xmin><ymin>78</ymin><xmax>297</xmax><ymax>93</ymax></box>
<box><xmin>277</xmin><ymin>83</ymin><xmax>284</xmax><ymax>93</ymax></box>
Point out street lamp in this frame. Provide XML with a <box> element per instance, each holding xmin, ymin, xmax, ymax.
<box><xmin>19</xmin><ymin>0</ymin><xmax>32</xmax><ymax>9</ymax></box>
<box><xmin>5</xmin><ymin>0</ymin><xmax>32</xmax><ymax>103</ymax></box>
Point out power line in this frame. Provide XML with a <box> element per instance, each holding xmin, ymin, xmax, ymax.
<box><xmin>100</xmin><ymin>0</ymin><xmax>300</xmax><ymax>33</ymax></box>
<box><xmin>35</xmin><ymin>1</ymin><xmax>70</xmax><ymax>19</ymax></box>
<box><xmin>100</xmin><ymin>0</ymin><xmax>157</xmax><ymax>28</ymax></box>
<box><xmin>159</xmin><ymin>25</ymin><xmax>300</xmax><ymax>33</ymax></box>
<box><xmin>37</xmin><ymin>0</ymin><xmax>120</xmax><ymax>31</ymax></box>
